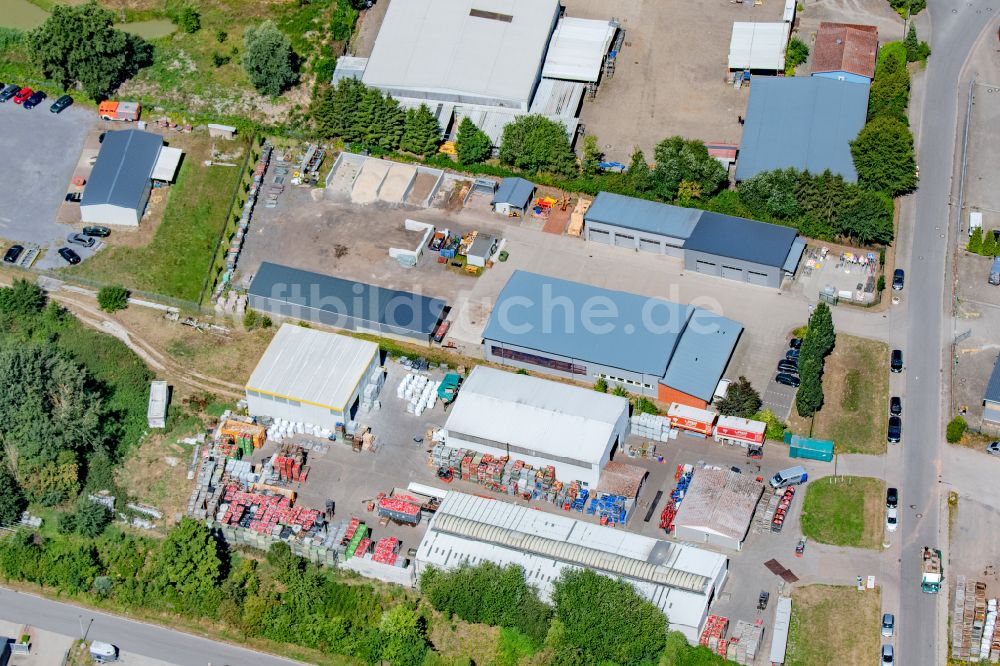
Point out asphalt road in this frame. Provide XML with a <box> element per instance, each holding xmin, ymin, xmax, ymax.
<box><xmin>0</xmin><ymin>588</ymin><xmax>304</xmax><ymax>666</ymax></box>
<box><xmin>896</xmin><ymin>3</ymin><xmax>999</xmax><ymax>664</ymax></box>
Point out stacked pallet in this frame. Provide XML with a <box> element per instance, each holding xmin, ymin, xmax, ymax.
<box><xmin>973</xmin><ymin>583</ymin><xmax>989</xmax><ymax>661</ymax></box>
<box><xmin>372</xmin><ymin>537</ymin><xmax>400</xmax><ymax>566</ymax></box>
<box><xmin>953</xmin><ymin>576</ymin><xmax>968</xmax><ymax>661</ymax></box>
<box><xmin>630</xmin><ymin>412</ymin><xmax>672</xmax><ymax>442</ymax></box>
<box><xmin>726</xmin><ymin>619</ymin><xmax>764</xmax><ymax>665</ymax></box>
<box><xmin>990</xmin><ymin>599</ymin><xmax>1000</xmax><ymax>663</ymax></box>
<box><xmin>982</xmin><ymin>599</ymin><xmax>998</xmax><ymax>661</ymax></box>
<box><xmin>272</xmin><ymin>443</ymin><xmax>309</xmax><ymax>483</ymax></box>
<box><xmin>700</xmin><ymin>615</ymin><xmax>729</xmax><ymax>653</ymax></box>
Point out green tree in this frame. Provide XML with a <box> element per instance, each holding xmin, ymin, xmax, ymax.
<box><xmin>984</xmin><ymin>231</ymin><xmax>1000</xmax><ymax>257</ymax></box>
<box><xmin>807</xmin><ymin>302</ymin><xmax>836</xmax><ymax>358</ymax></box>
<box><xmin>74</xmin><ymin>498</ymin><xmax>112</xmax><ymax>537</ymax></box>
<box><xmin>968</xmin><ymin>227</ymin><xmax>984</xmax><ymax>254</ymax></box>
<box><xmin>836</xmin><ymin>189</ymin><xmax>894</xmax><ymax>245</ymax></box>
<box><xmin>612</xmin><ymin>385</ymin><xmax>628</xmax><ymax>397</ymax></box>
<box><xmin>786</xmin><ymin>37</ymin><xmax>810</xmax><ymax>71</ymax></box>
<box><xmin>581</xmin><ymin>135</ymin><xmax>602</xmax><ymax>176</ymax></box>
<box><xmin>888</xmin><ymin>0</ymin><xmax>926</xmax><ymax>17</ymax></box>
<box><xmin>851</xmin><ymin>116</ymin><xmax>917</xmax><ymax>197</ymax></box>
<box><xmin>330</xmin><ymin>0</ymin><xmax>359</xmax><ymax>42</ymax></box>
<box><xmin>651</xmin><ymin>136</ymin><xmax>728</xmax><ymax>201</ymax></box>
<box><xmin>677</xmin><ymin>180</ymin><xmax>702</xmax><ymax>201</ymax></box>
<box><xmin>752</xmin><ymin>408</ymin><xmax>788</xmax><ymax>440</ymax></box>
<box><xmin>97</xmin><ymin>285</ymin><xmax>129</xmax><ymax>312</ymax></box>
<box><xmin>795</xmin><ymin>351</ymin><xmax>825</xmax><ymax>417</ymax></box>
<box><xmin>242</xmin><ymin>21</ymin><xmax>297</xmax><ymax>96</ymax></box>
<box><xmin>0</xmin><ymin>466</ymin><xmax>26</xmax><ymax>526</ymax></box>
<box><xmin>0</xmin><ymin>279</ymin><xmax>46</xmax><ymax>317</ymax></box>
<box><xmin>378</xmin><ymin>606</ymin><xmax>428</xmax><ymax>666</ymax></box>
<box><xmin>946</xmin><ymin>416</ymin><xmax>968</xmax><ymax>443</ymax></box>
<box><xmin>400</xmin><ymin>104</ymin><xmax>440</xmax><ymax>156</ymax></box>
<box><xmin>499</xmin><ymin>115</ymin><xmax>576</xmax><ymax>175</ymax></box>
<box><xmin>154</xmin><ymin>518</ymin><xmax>224</xmax><ymax>612</ymax></box>
<box><xmin>375</xmin><ymin>96</ymin><xmax>405</xmax><ymax>150</ymax></box>
<box><xmin>594</xmin><ymin>377</ymin><xmax>608</xmax><ymax>393</ymax></box>
<box><xmin>868</xmin><ymin>43</ymin><xmax>910</xmax><ymax>122</ymax></box>
<box><xmin>715</xmin><ymin>376</ymin><xmax>762</xmax><ymax>418</ymax></box>
<box><xmin>455</xmin><ymin>117</ymin><xmax>493</xmax><ymax>164</ymax></box>
<box><xmin>552</xmin><ymin>569</ymin><xmax>668</xmax><ymax>664</ymax></box>
<box><xmin>27</xmin><ymin>2</ymin><xmax>152</xmax><ymax>99</ymax></box>
<box><xmin>660</xmin><ymin>631</ymin><xmax>729</xmax><ymax>665</ymax></box>
<box><xmin>796</xmin><ymin>170</ymin><xmax>850</xmax><ymax>227</ymax></box>
<box><xmin>176</xmin><ymin>5</ymin><xmax>200</xmax><ymax>33</ymax></box>
<box><xmin>738</xmin><ymin>168</ymin><xmax>801</xmax><ymax>220</ymax></box>
<box><xmin>626</xmin><ymin>147</ymin><xmax>654</xmax><ymax>193</ymax></box>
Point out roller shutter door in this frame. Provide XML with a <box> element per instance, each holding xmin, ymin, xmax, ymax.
<box><xmin>588</xmin><ymin>228</ymin><xmax>611</xmax><ymax>244</ymax></box>
<box><xmin>722</xmin><ymin>265</ymin><xmax>744</xmax><ymax>281</ymax></box>
<box><xmin>663</xmin><ymin>244</ymin><xmax>684</xmax><ymax>258</ymax></box>
<box><xmin>747</xmin><ymin>270</ymin><xmax>770</xmax><ymax>286</ymax></box>
<box><xmin>639</xmin><ymin>238</ymin><xmax>661</xmax><ymax>253</ymax></box>
<box><xmin>696</xmin><ymin>260</ymin><xmax>719</xmax><ymax>275</ymax></box>
<box><xmin>614</xmin><ymin>233</ymin><xmax>635</xmax><ymax>248</ymax></box>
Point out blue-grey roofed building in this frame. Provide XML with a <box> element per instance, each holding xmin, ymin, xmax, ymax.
<box><xmin>583</xmin><ymin>192</ymin><xmax>702</xmax><ymax>258</ymax></box>
<box><xmin>736</xmin><ymin>76</ymin><xmax>869</xmax><ymax>182</ymax></box>
<box><xmin>81</xmin><ymin>129</ymin><xmax>182</xmax><ymax>226</ymax></box>
<box><xmin>683</xmin><ymin>212</ymin><xmax>806</xmax><ymax>288</ymax></box>
<box><xmin>482</xmin><ymin>271</ymin><xmax>743</xmax><ymax>407</ymax></box>
<box><xmin>248</xmin><ymin>262</ymin><xmax>447</xmax><ymax>342</ymax></box>
<box><xmin>492</xmin><ymin>177</ymin><xmax>535</xmax><ymax>216</ymax></box>
<box><xmin>984</xmin><ymin>353</ymin><xmax>1000</xmax><ymax>427</ymax></box>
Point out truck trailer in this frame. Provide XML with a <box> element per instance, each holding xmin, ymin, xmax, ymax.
<box><xmin>921</xmin><ymin>547</ymin><xmax>943</xmax><ymax>593</ymax></box>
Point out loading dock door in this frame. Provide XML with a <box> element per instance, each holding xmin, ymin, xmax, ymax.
<box><xmin>748</xmin><ymin>270</ymin><xmax>770</xmax><ymax>286</ymax></box>
<box><xmin>588</xmin><ymin>228</ymin><xmax>611</xmax><ymax>244</ymax></box>
<box><xmin>663</xmin><ymin>244</ymin><xmax>684</xmax><ymax>258</ymax></box>
<box><xmin>639</xmin><ymin>238</ymin><xmax>661</xmax><ymax>253</ymax></box>
<box><xmin>722</xmin><ymin>265</ymin><xmax>744</xmax><ymax>281</ymax></box>
<box><xmin>696</xmin><ymin>260</ymin><xmax>719</xmax><ymax>276</ymax></box>
<box><xmin>614</xmin><ymin>233</ymin><xmax>634</xmax><ymax>249</ymax></box>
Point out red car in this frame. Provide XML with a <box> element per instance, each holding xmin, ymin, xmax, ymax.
<box><xmin>13</xmin><ymin>87</ymin><xmax>32</xmax><ymax>104</ymax></box>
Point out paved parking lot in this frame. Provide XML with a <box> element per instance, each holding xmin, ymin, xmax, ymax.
<box><xmin>0</xmin><ymin>98</ymin><xmax>98</xmax><ymax>269</ymax></box>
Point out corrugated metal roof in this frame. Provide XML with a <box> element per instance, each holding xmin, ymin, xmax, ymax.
<box><xmin>736</xmin><ymin>76</ymin><xmax>869</xmax><ymax>182</ymax></box>
<box><xmin>541</xmin><ymin>17</ymin><xmax>616</xmax><ymax>82</ymax></box>
<box><xmin>985</xmin><ymin>353</ymin><xmax>1000</xmax><ymax>404</ymax></box>
<box><xmin>362</xmin><ymin>0</ymin><xmax>559</xmax><ymax>109</ymax></box>
<box><xmin>331</xmin><ymin>56</ymin><xmax>368</xmax><ymax>85</ymax></box>
<box><xmin>673</xmin><ymin>469</ymin><xmax>764</xmax><ymax>543</ymax></box>
<box><xmin>728</xmin><ymin>22</ymin><xmax>790</xmax><ymax>71</ymax></box>
<box><xmin>443</xmin><ymin>366</ymin><xmax>628</xmax><ymax>466</ymax></box>
<box><xmin>662</xmin><ymin>309</ymin><xmax>743</xmax><ymax>402</ymax></box>
<box><xmin>246</xmin><ymin>323</ymin><xmax>377</xmax><ymax>411</ymax></box>
<box><xmin>81</xmin><ymin>130</ymin><xmax>161</xmax><ymax>210</ymax></box>
<box><xmin>585</xmin><ymin>192</ymin><xmax>702</xmax><ymax>240</ymax></box>
<box><xmin>529</xmin><ymin>78</ymin><xmax>585</xmax><ymax>118</ymax></box>
<box><xmin>770</xmin><ymin>597</ymin><xmax>792</xmax><ymax>662</ymax></box>
<box><xmin>684</xmin><ymin>211</ymin><xmax>799</xmax><ymax>267</ymax></box>
<box><xmin>150</xmin><ymin>146</ymin><xmax>182</xmax><ymax>181</ymax></box>
<box><xmin>595</xmin><ymin>461</ymin><xmax>647</xmax><ymax>498</ymax></box>
<box><xmin>492</xmin><ymin>177</ymin><xmax>535</xmax><ymax>208</ymax></box>
<box><xmin>248</xmin><ymin>262</ymin><xmax>447</xmax><ymax>336</ymax></box>
<box><xmin>783</xmin><ymin>237</ymin><xmax>807</xmax><ymax>273</ymax></box>
<box><xmin>811</xmin><ymin>22</ymin><xmax>878</xmax><ymax>79</ymax></box>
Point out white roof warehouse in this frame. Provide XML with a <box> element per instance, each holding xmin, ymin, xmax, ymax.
<box><xmin>416</xmin><ymin>492</ymin><xmax>729</xmax><ymax>643</ymax></box>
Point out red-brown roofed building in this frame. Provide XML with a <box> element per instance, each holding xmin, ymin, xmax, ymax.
<box><xmin>811</xmin><ymin>22</ymin><xmax>878</xmax><ymax>83</ymax></box>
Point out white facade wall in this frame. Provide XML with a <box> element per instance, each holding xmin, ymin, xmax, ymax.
<box><xmin>445</xmin><ymin>433</ymin><xmax>605</xmax><ymax>487</ymax></box>
<box><xmin>80</xmin><ymin>202</ymin><xmax>141</xmax><ymax>227</ymax></box>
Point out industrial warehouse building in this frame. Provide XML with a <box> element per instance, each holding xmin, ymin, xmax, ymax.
<box><xmin>482</xmin><ymin>271</ymin><xmax>743</xmax><ymax>407</ymax></box>
<box><xmin>673</xmin><ymin>469</ymin><xmax>765</xmax><ymax>551</ymax></box>
<box><xmin>80</xmin><ymin>129</ymin><xmax>183</xmax><ymax>226</ymax></box>
<box><xmin>354</xmin><ymin>0</ymin><xmax>618</xmax><ymax>145</ymax></box>
<box><xmin>983</xmin><ymin>354</ymin><xmax>1000</xmax><ymax>428</ymax></box>
<box><xmin>811</xmin><ymin>22</ymin><xmax>879</xmax><ymax>84</ymax></box>
<box><xmin>246</xmin><ymin>324</ymin><xmax>380</xmax><ymax>429</ymax></box>
<box><xmin>415</xmin><ymin>491</ymin><xmax>729</xmax><ymax>642</ymax></box>
<box><xmin>736</xmin><ymin>76</ymin><xmax>869</xmax><ymax>182</ymax></box>
<box><xmin>248</xmin><ymin>262</ymin><xmax>447</xmax><ymax>343</ymax></box>
<box><xmin>442</xmin><ymin>366</ymin><xmax>630</xmax><ymax>487</ymax></box>
<box><xmin>581</xmin><ymin>193</ymin><xmax>805</xmax><ymax>288</ymax></box>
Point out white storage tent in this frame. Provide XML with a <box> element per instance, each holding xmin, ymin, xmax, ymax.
<box><xmin>728</xmin><ymin>22</ymin><xmax>790</xmax><ymax>71</ymax></box>
<box><xmin>541</xmin><ymin>17</ymin><xmax>617</xmax><ymax>82</ymax></box>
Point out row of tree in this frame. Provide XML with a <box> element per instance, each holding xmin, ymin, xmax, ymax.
<box><xmin>795</xmin><ymin>302</ymin><xmax>837</xmax><ymax>417</ymax></box>
<box><xmin>625</xmin><ymin>138</ymin><xmax>729</xmax><ymax>202</ymax></box>
<box><xmin>967</xmin><ymin>227</ymin><xmax>1000</xmax><ymax>257</ymax></box>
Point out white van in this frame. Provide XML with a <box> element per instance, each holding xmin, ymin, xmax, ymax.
<box><xmin>769</xmin><ymin>465</ymin><xmax>808</xmax><ymax>489</ymax></box>
<box><xmin>89</xmin><ymin>641</ymin><xmax>119</xmax><ymax>663</ymax></box>
<box><xmin>970</xmin><ymin>211</ymin><xmax>983</xmax><ymax>237</ymax></box>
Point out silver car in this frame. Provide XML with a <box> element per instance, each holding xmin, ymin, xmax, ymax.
<box><xmin>987</xmin><ymin>442</ymin><xmax>1000</xmax><ymax>456</ymax></box>
<box><xmin>881</xmin><ymin>613</ymin><xmax>894</xmax><ymax>638</ymax></box>
<box><xmin>66</xmin><ymin>232</ymin><xmax>95</xmax><ymax>248</ymax></box>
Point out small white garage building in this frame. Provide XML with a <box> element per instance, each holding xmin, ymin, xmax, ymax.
<box><xmin>673</xmin><ymin>468</ymin><xmax>764</xmax><ymax>551</ymax></box>
<box><xmin>442</xmin><ymin>366</ymin><xmax>629</xmax><ymax>487</ymax></box>
<box><xmin>245</xmin><ymin>324</ymin><xmax>380</xmax><ymax>429</ymax></box>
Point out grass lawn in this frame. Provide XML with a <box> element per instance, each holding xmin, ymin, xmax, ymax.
<box><xmin>786</xmin><ymin>585</ymin><xmax>880</xmax><ymax>666</ymax></box>
<box><xmin>810</xmin><ymin>334</ymin><xmax>889</xmax><ymax>454</ymax></box>
<box><xmin>71</xmin><ymin>133</ymin><xmax>246</xmax><ymax>303</ymax></box>
<box><xmin>800</xmin><ymin>476</ymin><xmax>885</xmax><ymax>549</ymax></box>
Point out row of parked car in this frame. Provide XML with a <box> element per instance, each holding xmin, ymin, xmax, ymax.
<box><xmin>3</xmin><ymin>227</ymin><xmax>110</xmax><ymax>266</ymax></box>
<box><xmin>774</xmin><ymin>337</ymin><xmax>802</xmax><ymax>387</ymax></box>
<box><xmin>0</xmin><ymin>83</ymin><xmax>72</xmax><ymax>112</ymax></box>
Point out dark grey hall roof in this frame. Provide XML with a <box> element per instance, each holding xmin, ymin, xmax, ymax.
<box><xmin>735</xmin><ymin>76</ymin><xmax>869</xmax><ymax>182</ymax></box>
<box><xmin>584</xmin><ymin>191</ymin><xmax>702</xmax><ymax>240</ymax></box>
<box><xmin>81</xmin><ymin>130</ymin><xmax>162</xmax><ymax>210</ymax></box>
<box><xmin>492</xmin><ymin>177</ymin><xmax>535</xmax><ymax>209</ymax></box>
<box><xmin>986</xmin><ymin>354</ymin><xmax>1000</xmax><ymax>404</ymax></box>
<box><xmin>249</xmin><ymin>262</ymin><xmax>447</xmax><ymax>336</ymax></box>
<box><xmin>684</xmin><ymin>211</ymin><xmax>799</xmax><ymax>268</ymax></box>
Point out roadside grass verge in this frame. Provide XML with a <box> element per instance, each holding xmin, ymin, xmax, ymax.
<box><xmin>786</xmin><ymin>584</ymin><xmax>880</xmax><ymax>666</ymax></box>
<box><xmin>800</xmin><ymin>476</ymin><xmax>885</xmax><ymax>549</ymax></box>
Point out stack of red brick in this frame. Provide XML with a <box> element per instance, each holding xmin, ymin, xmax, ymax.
<box><xmin>372</xmin><ymin>537</ymin><xmax>400</xmax><ymax>565</ymax></box>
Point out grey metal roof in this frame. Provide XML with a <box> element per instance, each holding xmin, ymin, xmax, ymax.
<box><xmin>684</xmin><ymin>211</ymin><xmax>799</xmax><ymax>268</ymax></box>
<box><xmin>783</xmin><ymin>237</ymin><xmax>807</xmax><ymax>273</ymax></box>
<box><xmin>81</xmin><ymin>130</ymin><xmax>162</xmax><ymax>210</ymax></box>
<box><xmin>662</xmin><ymin>308</ymin><xmax>743</xmax><ymax>402</ymax></box>
<box><xmin>249</xmin><ymin>262</ymin><xmax>446</xmax><ymax>336</ymax></box>
<box><xmin>492</xmin><ymin>177</ymin><xmax>535</xmax><ymax>208</ymax></box>
<box><xmin>986</xmin><ymin>353</ymin><xmax>1000</xmax><ymax>404</ymax></box>
<box><xmin>584</xmin><ymin>192</ymin><xmax>702</xmax><ymax>240</ymax></box>
<box><xmin>736</xmin><ymin>76</ymin><xmax>869</xmax><ymax>182</ymax></box>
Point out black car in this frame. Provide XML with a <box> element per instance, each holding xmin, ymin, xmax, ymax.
<box><xmin>65</xmin><ymin>192</ymin><xmax>82</xmax><ymax>203</ymax></box>
<box><xmin>82</xmin><ymin>226</ymin><xmax>110</xmax><ymax>238</ymax></box>
<box><xmin>0</xmin><ymin>84</ymin><xmax>19</xmax><ymax>103</ymax></box>
<box><xmin>775</xmin><ymin>373</ymin><xmax>800</xmax><ymax>387</ymax></box>
<box><xmin>888</xmin><ymin>416</ymin><xmax>902</xmax><ymax>443</ymax></box>
<box><xmin>785</xmin><ymin>349</ymin><xmax>800</xmax><ymax>361</ymax></box>
<box><xmin>58</xmin><ymin>247</ymin><xmax>81</xmax><ymax>265</ymax></box>
<box><xmin>50</xmin><ymin>94</ymin><xmax>73</xmax><ymax>113</ymax></box>
<box><xmin>3</xmin><ymin>245</ymin><xmax>23</xmax><ymax>264</ymax></box>
<box><xmin>892</xmin><ymin>268</ymin><xmax>905</xmax><ymax>291</ymax></box>
<box><xmin>886</xmin><ymin>487</ymin><xmax>898</xmax><ymax>508</ymax></box>
<box><xmin>789</xmin><ymin>338</ymin><xmax>802</xmax><ymax>350</ymax></box>
<box><xmin>890</xmin><ymin>396</ymin><xmax>902</xmax><ymax>416</ymax></box>
<box><xmin>777</xmin><ymin>359</ymin><xmax>799</xmax><ymax>373</ymax></box>
<box><xmin>22</xmin><ymin>90</ymin><xmax>46</xmax><ymax>109</ymax></box>
<box><xmin>890</xmin><ymin>349</ymin><xmax>903</xmax><ymax>373</ymax></box>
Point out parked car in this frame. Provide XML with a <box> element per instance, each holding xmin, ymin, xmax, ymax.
<box><xmin>881</xmin><ymin>644</ymin><xmax>894</xmax><ymax>665</ymax></box>
<box><xmin>82</xmin><ymin>226</ymin><xmax>110</xmax><ymax>237</ymax></box>
<box><xmin>881</xmin><ymin>613</ymin><xmax>895</xmax><ymax>638</ymax></box>
<box><xmin>3</xmin><ymin>245</ymin><xmax>23</xmax><ymax>264</ymax></box>
<box><xmin>789</xmin><ymin>337</ymin><xmax>802</xmax><ymax>350</ymax></box>
<box><xmin>785</xmin><ymin>349</ymin><xmax>800</xmax><ymax>361</ymax></box>
<box><xmin>892</xmin><ymin>269</ymin><xmax>905</xmax><ymax>291</ymax></box>
<box><xmin>50</xmin><ymin>94</ymin><xmax>73</xmax><ymax>113</ymax></box>
<box><xmin>66</xmin><ymin>233</ymin><xmax>95</xmax><ymax>248</ymax></box>
<box><xmin>65</xmin><ymin>192</ymin><xmax>82</xmax><ymax>203</ymax></box>
<box><xmin>12</xmin><ymin>87</ymin><xmax>32</xmax><ymax>104</ymax></box>
<box><xmin>987</xmin><ymin>441</ymin><xmax>1000</xmax><ymax>456</ymax></box>
<box><xmin>58</xmin><ymin>247</ymin><xmax>81</xmax><ymax>264</ymax></box>
<box><xmin>775</xmin><ymin>373</ymin><xmax>800</xmax><ymax>387</ymax></box>
<box><xmin>888</xmin><ymin>416</ymin><xmax>902</xmax><ymax>443</ymax></box>
<box><xmin>22</xmin><ymin>91</ymin><xmax>46</xmax><ymax>109</ymax></box>
<box><xmin>886</xmin><ymin>487</ymin><xmax>898</xmax><ymax>508</ymax></box>
<box><xmin>0</xmin><ymin>84</ymin><xmax>21</xmax><ymax>102</ymax></box>
<box><xmin>886</xmin><ymin>507</ymin><xmax>898</xmax><ymax>532</ymax></box>
<box><xmin>890</xmin><ymin>396</ymin><xmax>902</xmax><ymax>416</ymax></box>
<box><xmin>890</xmin><ymin>349</ymin><xmax>903</xmax><ymax>373</ymax></box>
<box><xmin>777</xmin><ymin>359</ymin><xmax>798</xmax><ymax>373</ymax></box>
